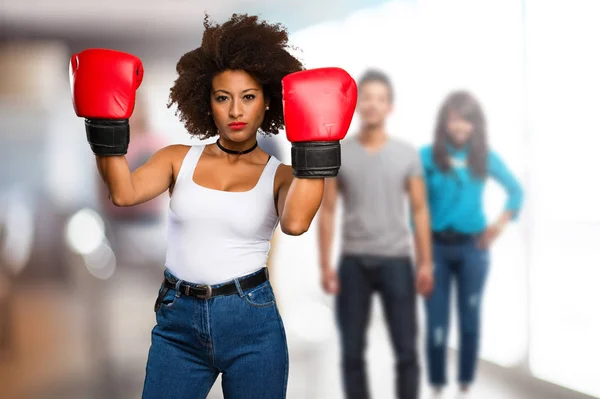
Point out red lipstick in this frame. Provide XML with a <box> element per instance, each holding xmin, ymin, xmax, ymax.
<box><xmin>228</xmin><ymin>122</ymin><xmax>247</xmax><ymax>130</ymax></box>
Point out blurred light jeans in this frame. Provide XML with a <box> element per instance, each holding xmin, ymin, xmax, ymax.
<box><xmin>336</xmin><ymin>254</ymin><xmax>419</xmax><ymax>399</ymax></box>
<box><xmin>142</xmin><ymin>268</ymin><xmax>288</xmax><ymax>399</ymax></box>
<box><xmin>426</xmin><ymin>237</ymin><xmax>490</xmax><ymax>387</ymax></box>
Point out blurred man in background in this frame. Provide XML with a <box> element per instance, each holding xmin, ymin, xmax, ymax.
<box><xmin>317</xmin><ymin>69</ymin><xmax>434</xmax><ymax>399</ymax></box>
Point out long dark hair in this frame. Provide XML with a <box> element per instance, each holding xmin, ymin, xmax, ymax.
<box><xmin>433</xmin><ymin>91</ymin><xmax>488</xmax><ymax>178</ymax></box>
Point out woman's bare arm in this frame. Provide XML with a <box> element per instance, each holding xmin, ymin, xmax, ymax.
<box><xmin>96</xmin><ymin>144</ymin><xmax>187</xmax><ymax>206</ymax></box>
<box><xmin>275</xmin><ymin>165</ymin><xmax>325</xmax><ymax>236</ymax></box>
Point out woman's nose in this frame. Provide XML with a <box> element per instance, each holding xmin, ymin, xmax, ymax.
<box><xmin>229</xmin><ymin>99</ymin><xmax>243</xmax><ymax>119</ymax></box>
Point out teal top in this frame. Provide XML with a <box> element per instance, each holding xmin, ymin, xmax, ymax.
<box><xmin>420</xmin><ymin>144</ymin><xmax>524</xmax><ymax>233</ymax></box>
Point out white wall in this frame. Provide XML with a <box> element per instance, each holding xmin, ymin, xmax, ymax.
<box><xmin>525</xmin><ymin>1</ymin><xmax>600</xmax><ymax>397</ymax></box>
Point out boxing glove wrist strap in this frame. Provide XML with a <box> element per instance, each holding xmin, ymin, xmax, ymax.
<box><xmin>85</xmin><ymin>119</ymin><xmax>130</xmax><ymax>156</ymax></box>
<box><xmin>291</xmin><ymin>141</ymin><xmax>341</xmax><ymax>178</ymax></box>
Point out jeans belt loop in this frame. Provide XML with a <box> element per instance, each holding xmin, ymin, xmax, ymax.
<box><xmin>174</xmin><ymin>280</ymin><xmax>183</xmax><ymax>298</ymax></box>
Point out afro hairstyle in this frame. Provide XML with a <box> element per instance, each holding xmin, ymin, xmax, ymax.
<box><xmin>168</xmin><ymin>13</ymin><xmax>305</xmax><ymax>140</ymax></box>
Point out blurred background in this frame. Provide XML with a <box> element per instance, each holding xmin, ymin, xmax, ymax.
<box><xmin>0</xmin><ymin>0</ymin><xmax>599</xmax><ymax>398</ymax></box>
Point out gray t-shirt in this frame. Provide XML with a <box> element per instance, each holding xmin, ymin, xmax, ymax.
<box><xmin>337</xmin><ymin>136</ymin><xmax>422</xmax><ymax>257</ymax></box>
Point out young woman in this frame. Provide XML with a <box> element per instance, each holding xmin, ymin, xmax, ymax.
<box><xmin>420</xmin><ymin>91</ymin><xmax>524</xmax><ymax>398</ymax></box>
<box><xmin>70</xmin><ymin>13</ymin><xmax>356</xmax><ymax>399</ymax></box>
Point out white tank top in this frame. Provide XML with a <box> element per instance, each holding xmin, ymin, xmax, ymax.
<box><xmin>165</xmin><ymin>145</ymin><xmax>281</xmax><ymax>285</ymax></box>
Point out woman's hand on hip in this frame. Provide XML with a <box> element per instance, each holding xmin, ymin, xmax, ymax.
<box><xmin>478</xmin><ymin>223</ymin><xmax>503</xmax><ymax>249</ymax></box>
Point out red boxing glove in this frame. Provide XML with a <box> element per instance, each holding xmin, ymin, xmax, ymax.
<box><xmin>282</xmin><ymin>67</ymin><xmax>357</xmax><ymax>178</ymax></box>
<box><xmin>70</xmin><ymin>48</ymin><xmax>144</xmax><ymax>156</ymax></box>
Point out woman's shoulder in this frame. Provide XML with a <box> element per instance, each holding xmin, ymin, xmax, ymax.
<box><xmin>158</xmin><ymin>144</ymin><xmax>195</xmax><ymax>160</ymax></box>
<box><xmin>486</xmin><ymin>149</ymin><xmax>513</xmax><ymax>176</ymax></box>
<box><xmin>275</xmin><ymin>162</ymin><xmax>293</xmax><ymax>177</ymax></box>
<box><xmin>150</xmin><ymin>145</ymin><xmax>196</xmax><ymax>174</ymax></box>
<box><xmin>486</xmin><ymin>149</ymin><xmax>504</xmax><ymax>166</ymax></box>
<box><xmin>418</xmin><ymin>144</ymin><xmax>434</xmax><ymax>164</ymax></box>
<box><xmin>273</xmin><ymin>163</ymin><xmax>293</xmax><ymax>187</ymax></box>
<box><xmin>156</xmin><ymin>143</ymin><xmax>192</xmax><ymax>154</ymax></box>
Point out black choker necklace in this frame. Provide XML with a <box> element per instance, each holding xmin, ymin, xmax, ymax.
<box><xmin>216</xmin><ymin>139</ymin><xmax>258</xmax><ymax>155</ymax></box>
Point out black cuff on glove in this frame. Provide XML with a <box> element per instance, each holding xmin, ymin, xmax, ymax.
<box><xmin>291</xmin><ymin>141</ymin><xmax>341</xmax><ymax>178</ymax></box>
<box><xmin>85</xmin><ymin>119</ymin><xmax>130</xmax><ymax>156</ymax></box>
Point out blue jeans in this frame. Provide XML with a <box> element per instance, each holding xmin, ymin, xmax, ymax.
<box><xmin>336</xmin><ymin>255</ymin><xmax>419</xmax><ymax>399</ymax></box>
<box><xmin>142</xmin><ymin>268</ymin><xmax>288</xmax><ymax>399</ymax></box>
<box><xmin>425</xmin><ymin>238</ymin><xmax>490</xmax><ymax>386</ymax></box>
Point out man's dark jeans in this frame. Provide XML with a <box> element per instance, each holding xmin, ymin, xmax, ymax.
<box><xmin>336</xmin><ymin>254</ymin><xmax>419</xmax><ymax>399</ymax></box>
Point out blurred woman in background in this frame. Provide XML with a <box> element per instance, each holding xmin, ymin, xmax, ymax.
<box><xmin>420</xmin><ymin>91</ymin><xmax>524</xmax><ymax>398</ymax></box>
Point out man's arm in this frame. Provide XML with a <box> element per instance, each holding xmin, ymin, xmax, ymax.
<box><xmin>408</xmin><ymin>176</ymin><xmax>432</xmax><ymax>266</ymax></box>
<box><xmin>317</xmin><ymin>178</ymin><xmax>340</xmax><ymax>294</ymax></box>
<box><xmin>407</xmin><ymin>176</ymin><xmax>434</xmax><ymax>296</ymax></box>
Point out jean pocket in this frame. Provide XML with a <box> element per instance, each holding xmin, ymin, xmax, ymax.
<box><xmin>154</xmin><ymin>284</ymin><xmax>178</xmax><ymax>312</ymax></box>
<box><xmin>241</xmin><ymin>282</ymin><xmax>276</xmax><ymax>309</ymax></box>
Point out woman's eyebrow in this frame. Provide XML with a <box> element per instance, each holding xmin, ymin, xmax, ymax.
<box><xmin>212</xmin><ymin>88</ymin><xmax>260</xmax><ymax>94</ymax></box>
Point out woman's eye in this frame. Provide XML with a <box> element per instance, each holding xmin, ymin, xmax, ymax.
<box><xmin>244</xmin><ymin>94</ymin><xmax>256</xmax><ymax>100</ymax></box>
<box><xmin>216</xmin><ymin>96</ymin><xmax>228</xmax><ymax>102</ymax></box>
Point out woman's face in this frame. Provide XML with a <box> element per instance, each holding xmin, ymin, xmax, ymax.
<box><xmin>446</xmin><ymin>109</ymin><xmax>474</xmax><ymax>147</ymax></box>
<box><xmin>210</xmin><ymin>69</ymin><xmax>268</xmax><ymax>144</ymax></box>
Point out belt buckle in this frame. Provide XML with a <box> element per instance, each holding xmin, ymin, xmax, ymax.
<box><xmin>195</xmin><ymin>284</ymin><xmax>212</xmax><ymax>300</ymax></box>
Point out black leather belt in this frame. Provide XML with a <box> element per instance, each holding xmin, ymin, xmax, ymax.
<box><xmin>433</xmin><ymin>230</ymin><xmax>480</xmax><ymax>244</ymax></box>
<box><xmin>163</xmin><ymin>267</ymin><xmax>269</xmax><ymax>300</ymax></box>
